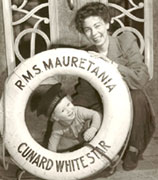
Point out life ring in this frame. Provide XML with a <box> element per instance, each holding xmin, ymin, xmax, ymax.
<box><xmin>1</xmin><ymin>48</ymin><xmax>132</xmax><ymax>180</ymax></box>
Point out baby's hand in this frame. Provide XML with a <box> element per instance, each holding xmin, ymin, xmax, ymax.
<box><xmin>83</xmin><ymin>127</ymin><xmax>98</xmax><ymax>141</ymax></box>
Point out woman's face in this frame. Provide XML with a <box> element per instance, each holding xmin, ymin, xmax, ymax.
<box><xmin>83</xmin><ymin>16</ymin><xmax>109</xmax><ymax>48</ymax></box>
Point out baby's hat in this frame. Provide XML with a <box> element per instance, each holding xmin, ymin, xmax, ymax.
<box><xmin>37</xmin><ymin>83</ymin><xmax>66</xmax><ymax>118</ymax></box>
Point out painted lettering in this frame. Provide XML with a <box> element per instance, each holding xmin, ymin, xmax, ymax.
<box><xmin>14</xmin><ymin>55</ymin><xmax>117</xmax><ymax>94</ymax></box>
<box><xmin>91</xmin><ymin>148</ymin><xmax>100</xmax><ymax>160</ymax></box>
<box><xmin>32</xmin><ymin>65</ymin><xmax>42</xmax><ymax>75</ymax></box>
<box><xmin>86</xmin><ymin>152</ymin><xmax>95</xmax><ymax>164</ymax></box>
<box><xmin>98</xmin><ymin>72</ymin><xmax>109</xmax><ymax>82</ymax></box>
<box><xmin>32</xmin><ymin>154</ymin><xmax>41</xmax><ymax>166</ymax></box>
<box><xmin>18</xmin><ymin>143</ymin><xmax>27</xmax><ymax>153</ymax></box>
<box><xmin>21</xmin><ymin>147</ymin><xmax>32</xmax><ymax>157</ymax></box>
<box><xmin>56</xmin><ymin>156</ymin><xmax>89</xmax><ymax>173</ymax></box>
<box><xmin>80</xmin><ymin>156</ymin><xmax>88</xmax><ymax>168</ymax></box>
<box><xmin>56</xmin><ymin>160</ymin><xmax>64</xmax><ymax>172</ymax></box>
<box><xmin>99</xmin><ymin>141</ymin><xmax>111</xmax><ymax>151</ymax></box>
<box><xmin>65</xmin><ymin>160</ymin><xmax>72</xmax><ymax>172</ymax></box>
<box><xmin>46</xmin><ymin>159</ymin><xmax>54</xmax><ymax>170</ymax></box>
<box><xmin>43</xmin><ymin>59</ymin><xmax>54</xmax><ymax>70</ymax></box>
<box><xmin>22</xmin><ymin>70</ymin><xmax>34</xmax><ymax>82</ymax></box>
<box><xmin>15</xmin><ymin>80</ymin><xmax>25</xmax><ymax>90</ymax></box>
<box><xmin>73</xmin><ymin>158</ymin><xmax>80</xmax><ymax>170</ymax></box>
<box><xmin>87</xmin><ymin>60</ymin><xmax>95</xmax><ymax>71</ymax></box>
<box><xmin>79</xmin><ymin>58</ymin><xmax>87</xmax><ymax>69</ymax></box>
<box><xmin>55</xmin><ymin>57</ymin><xmax>63</xmax><ymax>67</ymax></box>
<box><xmin>103</xmin><ymin>78</ymin><xmax>112</xmax><ymax>85</ymax></box>
<box><xmin>71</xmin><ymin>56</ymin><xmax>78</xmax><ymax>67</ymax></box>
<box><xmin>38</xmin><ymin>156</ymin><xmax>47</xmax><ymax>169</ymax></box>
<box><xmin>26</xmin><ymin>150</ymin><xmax>37</xmax><ymax>162</ymax></box>
<box><xmin>91</xmin><ymin>66</ymin><xmax>99</xmax><ymax>76</ymax></box>
<box><xmin>17</xmin><ymin>143</ymin><xmax>54</xmax><ymax>170</ymax></box>
<box><xmin>63</xmin><ymin>56</ymin><xmax>70</xmax><ymax>66</ymax></box>
<box><xmin>106</xmin><ymin>85</ymin><xmax>116</xmax><ymax>92</ymax></box>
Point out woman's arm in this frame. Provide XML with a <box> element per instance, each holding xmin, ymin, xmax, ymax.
<box><xmin>117</xmin><ymin>32</ymin><xmax>150</xmax><ymax>89</ymax></box>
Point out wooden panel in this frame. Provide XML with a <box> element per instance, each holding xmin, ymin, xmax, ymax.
<box><xmin>57</xmin><ymin>0</ymin><xmax>81</xmax><ymax>46</ymax></box>
<box><xmin>49</xmin><ymin>0</ymin><xmax>104</xmax><ymax>47</ymax></box>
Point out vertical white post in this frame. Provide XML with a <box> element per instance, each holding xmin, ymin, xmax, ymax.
<box><xmin>144</xmin><ymin>0</ymin><xmax>154</xmax><ymax>79</ymax></box>
<box><xmin>2</xmin><ymin>0</ymin><xmax>16</xmax><ymax>75</ymax></box>
<box><xmin>48</xmin><ymin>0</ymin><xmax>59</xmax><ymax>44</ymax></box>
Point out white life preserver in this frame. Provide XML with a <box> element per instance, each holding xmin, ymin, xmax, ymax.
<box><xmin>1</xmin><ymin>48</ymin><xmax>132</xmax><ymax>180</ymax></box>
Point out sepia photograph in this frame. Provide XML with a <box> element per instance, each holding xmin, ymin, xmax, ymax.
<box><xmin>0</xmin><ymin>0</ymin><xmax>158</xmax><ymax>180</ymax></box>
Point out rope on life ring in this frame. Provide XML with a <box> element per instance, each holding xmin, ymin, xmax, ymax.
<box><xmin>0</xmin><ymin>48</ymin><xmax>133</xmax><ymax>180</ymax></box>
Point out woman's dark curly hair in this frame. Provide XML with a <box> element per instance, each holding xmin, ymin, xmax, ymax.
<box><xmin>75</xmin><ymin>2</ymin><xmax>111</xmax><ymax>34</ymax></box>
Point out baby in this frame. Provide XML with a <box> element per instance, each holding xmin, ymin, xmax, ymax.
<box><xmin>37</xmin><ymin>83</ymin><xmax>102</xmax><ymax>152</ymax></box>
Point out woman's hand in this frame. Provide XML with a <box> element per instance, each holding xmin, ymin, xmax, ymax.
<box><xmin>88</xmin><ymin>51</ymin><xmax>118</xmax><ymax>68</ymax></box>
<box><xmin>83</xmin><ymin>127</ymin><xmax>98</xmax><ymax>141</ymax></box>
<box><xmin>88</xmin><ymin>51</ymin><xmax>111</xmax><ymax>63</ymax></box>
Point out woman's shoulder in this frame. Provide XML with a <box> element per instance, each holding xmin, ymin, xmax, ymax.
<box><xmin>116</xmin><ymin>31</ymin><xmax>137</xmax><ymax>51</ymax></box>
<box><xmin>118</xmin><ymin>31</ymin><xmax>136</xmax><ymax>41</ymax></box>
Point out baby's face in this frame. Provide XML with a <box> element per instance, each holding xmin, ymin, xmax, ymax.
<box><xmin>53</xmin><ymin>96</ymin><xmax>75</xmax><ymax>125</ymax></box>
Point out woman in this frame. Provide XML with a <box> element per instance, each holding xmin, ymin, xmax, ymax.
<box><xmin>73</xmin><ymin>2</ymin><xmax>155</xmax><ymax>172</ymax></box>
